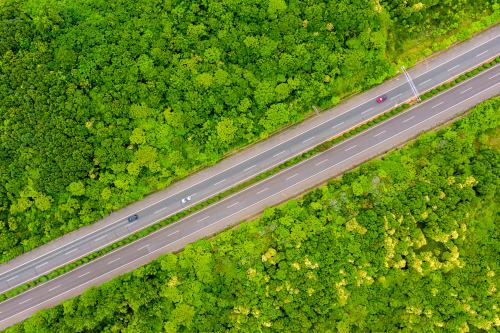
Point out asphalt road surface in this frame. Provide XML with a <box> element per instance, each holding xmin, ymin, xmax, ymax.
<box><xmin>1</xmin><ymin>30</ymin><xmax>498</xmax><ymax>298</ymax></box>
<box><xmin>0</xmin><ymin>55</ymin><xmax>499</xmax><ymax>330</ymax></box>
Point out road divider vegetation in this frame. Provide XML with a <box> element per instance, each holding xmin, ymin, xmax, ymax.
<box><xmin>1</xmin><ymin>55</ymin><xmax>498</xmax><ymax>303</ymax></box>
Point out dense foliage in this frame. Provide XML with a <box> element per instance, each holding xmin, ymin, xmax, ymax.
<box><xmin>0</xmin><ymin>0</ymin><xmax>498</xmax><ymax>262</ymax></box>
<box><xmin>382</xmin><ymin>0</ymin><xmax>494</xmax><ymax>38</ymax></box>
<box><xmin>7</xmin><ymin>98</ymin><xmax>499</xmax><ymax>332</ymax></box>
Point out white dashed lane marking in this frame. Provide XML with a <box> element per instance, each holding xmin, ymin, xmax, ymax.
<box><xmin>418</xmin><ymin>78</ymin><xmax>432</xmax><ymax>86</ymax></box>
<box><xmin>460</xmin><ymin>87</ymin><xmax>473</xmax><ymax>94</ymax></box>
<box><xmin>361</xmin><ymin>107</ymin><xmax>374</xmax><ymax>115</ymax></box>
<box><xmin>18</xmin><ymin>298</ymin><xmax>31</xmax><ymax>305</ymax></box>
<box><xmin>344</xmin><ymin>145</ymin><xmax>357</xmax><ymax>152</ymax></box>
<box><xmin>213</xmin><ymin>179</ymin><xmax>226</xmax><ymax>186</ymax></box>
<box><xmin>488</xmin><ymin>72</ymin><xmax>500</xmax><ymax>80</ymax></box>
<box><xmin>243</xmin><ymin>164</ymin><xmax>257</xmax><ymax>172</ymax></box>
<box><xmin>167</xmin><ymin>230</ymin><xmax>180</xmax><ymax>237</ymax></box>
<box><xmin>196</xmin><ymin>216</ymin><xmax>210</xmax><ymax>223</ymax></box>
<box><xmin>107</xmin><ymin>258</ymin><xmax>121</xmax><ymax>265</ymax></box>
<box><xmin>302</xmin><ymin>136</ymin><xmax>315</xmax><ymax>143</ymax></box>
<box><xmin>65</xmin><ymin>248</ymin><xmax>78</xmax><ymax>256</ymax></box>
<box><xmin>390</xmin><ymin>93</ymin><xmax>402</xmax><ymax>101</ymax></box>
<box><xmin>35</xmin><ymin>262</ymin><xmax>48</xmax><ymax>269</ymax></box>
<box><xmin>256</xmin><ymin>188</ymin><xmax>269</xmax><ymax>194</ymax></box>
<box><xmin>315</xmin><ymin>159</ymin><xmax>329</xmax><ymax>166</ymax></box>
<box><xmin>331</xmin><ymin>121</ymin><xmax>345</xmax><ymax>129</ymax></box>
<box><xmin>476</xmin><ymin>50</ymin><xmax>488</xmax><ymax>57</ymax></box>
<box><xmin>402</xmin><ymin>115</ymin><xmax>415</xmax><ymax>123</ymax></box>
<box><xmin>227</xmin><ymin>202</ymin><xmax>239</xmax><ymax>209</ymax></box>
<box><xmin>432</xmin><ymin>101</ymin><xmax>444</xmax><ymax>109</ymax></box>
<box><xmin>48</xmin><ymin>285</ymin><xmax>61</xmax><ymax>292</ymax></box>
<box><xmin>373</xmin><ymin>130</ymin><xmax>386</xmax><ymax>138</ymax></box>
<box><xmin>273</xmin><ymin>150</ymin><xmax>286</xmax><ymax>158</ymax></box>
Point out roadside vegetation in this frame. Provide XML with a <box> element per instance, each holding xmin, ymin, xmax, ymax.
<box><xmin>6</xmin><ymin>97</ymin><xmax>499</xmax><ymax>332</ymax></box>
<box><xmin>0</xmin><ymin>0</ymin><xmax>498</xmax><ymax>263</ymax></box>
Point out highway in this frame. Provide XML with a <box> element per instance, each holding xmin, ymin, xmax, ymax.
<box><xmin>0</xmin><ymin>28</ymin><xmax>498</xmax><ymax>298</ymax></box>
<box><xmin>0</xmin><ymin>55</ymin><xmax>499</xmax><ymax>330</ymax></box>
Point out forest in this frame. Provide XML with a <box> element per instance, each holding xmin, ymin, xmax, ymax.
<box><xmin>5</xmin><ymin>98</ymin><xmax>499</xmax><ymax>332</ymax></box>
<box><xmin>0</xmin><ymin>0</ymin><xmax>498</xmax><ymax>262</ymax></box>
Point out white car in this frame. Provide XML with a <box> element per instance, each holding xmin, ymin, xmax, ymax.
<box><xmin>181</xmin><ymin>195</ymin><xmax>192</xmax><ymax>204</ymax></box>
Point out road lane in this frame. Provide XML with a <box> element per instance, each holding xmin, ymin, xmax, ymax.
<box><xmin>0</xmin><ymin>62</ymin><xmax>498</xmax><ymax>330</ymax></box>
<box><xmin>0</xmin><ymin>27</ymin><xmax>499</xmax><ymax>296</ymax></box>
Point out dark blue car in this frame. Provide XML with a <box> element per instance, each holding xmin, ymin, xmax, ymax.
<box><xmin>128</xmin><ymin>214</ymin><xmax>139</xmax><ymax>222</ymax></box>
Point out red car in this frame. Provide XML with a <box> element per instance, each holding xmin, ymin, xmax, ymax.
<box><xmin>376</xmin><ymin>95</ymin><xmax>387</xmax><ymax>103</ymax></box>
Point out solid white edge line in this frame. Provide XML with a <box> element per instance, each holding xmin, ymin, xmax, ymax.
<box><xmin>2</xmin><ymin>36</ymin><xmax>497</xmax><ymax>283</ymax></box>
<box><xmin>2</xmin><ymin>78</ymin><xmax>498</xmax><ymax>324</ymax></box>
